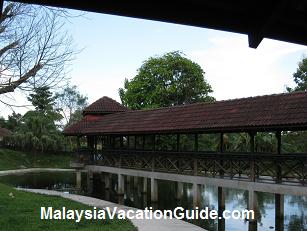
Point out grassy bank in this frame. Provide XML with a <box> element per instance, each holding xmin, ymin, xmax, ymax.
<box><xmin>0</xmin><ymin>183</ymin><xmax>136</xmax><ymax>231</ymax></box>
<box><xmin>0</xmin><ymin>148</ymin><xmax>72</xmax><ymax>170</ymax></box>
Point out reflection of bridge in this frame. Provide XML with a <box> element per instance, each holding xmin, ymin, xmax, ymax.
<box><xmin>65</xmin><ymin>92</ymin><xmax>307</xmax><ymax>231</ymax></box>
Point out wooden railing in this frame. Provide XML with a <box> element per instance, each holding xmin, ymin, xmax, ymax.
<box><xmin>77</xmin><ymin>149</ymin><xmax>307</xmax><ymax>186</ymax></box>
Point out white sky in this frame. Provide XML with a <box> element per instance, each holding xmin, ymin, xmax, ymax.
<box><xmin>0</xmin><ymin>11</ymin><xmax>306</xmax><ymax>118</ymax></box>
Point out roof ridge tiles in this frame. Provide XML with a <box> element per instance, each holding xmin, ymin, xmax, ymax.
<box><xmin>100</xmin><ymin>90</ymin><xmax>307</xmax><ymax>117</ymax></box>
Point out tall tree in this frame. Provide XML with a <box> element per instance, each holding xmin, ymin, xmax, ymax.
<box><xmin>8</xmin><ymin>87</ymin><xmax>63</xmax><ymax>153</ymax></box>
<box><xmin>119</xmin><ymin>51</ymin><xmax>214</xmax><ymax>109</ymax></box>
<box><xmin>287</xmin><ymin>57</ymin><xmax>307</xmax><ymax>92</ymax></box>
<box><xmin>0</xmin><ymin>2</ymin><xmax>74</xmax><ymax>106</ymax></box>
<box><xmin>55</xmin><ymin>84</ymin><xmax>88</xmax><ymax>126</ymax></box>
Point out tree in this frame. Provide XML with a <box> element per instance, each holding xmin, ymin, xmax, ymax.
<box><xmin>287</xmin><ymin>57</ymin><xmax>307</xmax><ymax>92</ymax></box>
<box><xmin>119</xmin><ymin>51</ymin><xmax>214</xmax><ymax>109</ymax></box>
<box><xmin>7</xmin><ymin>87</ymin><xmax>64</xmax><ymax>153</ymax></box>
<box><xmin>0</xmin><ymin>112</ymin><xmax>22</xmax><ymax>131</ymax></box>
<box><xmin>0</xmin><ymin>2</ymin><xmax>74</xmax><ymax>106</ymax></box>
<box><xmin>55</xmin><ymin>84</ymin><xmax>88</xmax><ymax>126</ymax></box>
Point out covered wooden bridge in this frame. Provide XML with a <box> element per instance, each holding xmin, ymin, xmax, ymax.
<box><xmin>64</xmin><ymin>92</ymin><xmax>307</xmax><ymax>187</ymax></box>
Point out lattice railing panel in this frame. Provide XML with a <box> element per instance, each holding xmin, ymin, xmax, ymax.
<box><xmin>87</xmin><ymin>150</ymin><xmax>307</xmax><ymax>186</ymax></box>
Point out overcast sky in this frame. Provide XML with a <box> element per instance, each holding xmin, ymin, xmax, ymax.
<box><xmin>0</xmin><ymin>10</ymin><xmax>306</xmax><ymax>118</ymax></box>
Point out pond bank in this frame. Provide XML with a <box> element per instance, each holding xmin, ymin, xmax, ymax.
<box><xmin>18</xmin><ymin>188</ymin><xmax>206</xmax><ymax>231</ymax></box>
<box><xmin>0</xmin><ymin>168</ymin><xmax>79</xmax><ymax>176</ymax></box>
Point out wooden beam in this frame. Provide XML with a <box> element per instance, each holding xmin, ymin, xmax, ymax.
<box><xmin>0</xmin><ymin>0</ymin><xmax>3</xmax><ymax>18</ymax></box>
<box><xmin>248</xmin><ymin>0</ymin><xmax>289</xmax><ymax>48</ymax></box>
<box><xmin>248</xmin><ymin>32</ymin><xmax>263</xmax><ymax>49</ymax></box>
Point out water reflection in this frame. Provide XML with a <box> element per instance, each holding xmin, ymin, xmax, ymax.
<box><xmin>0</xmin><ymin>172</ymin><xmax>306</xmax><ymax>231</ymax></box>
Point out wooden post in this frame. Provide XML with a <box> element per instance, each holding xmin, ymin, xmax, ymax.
<box><xmin>87</xmin><ymin>136</ymin><xmax>94</xmax><ymax>162</ymax></box>
<box><xmin>249</xmin><ymin>132</ymin><xmax>256</xmax><ymax>182</ymax></box>
<box><xmin>142</xmin><ymin>135</ymin><xmax>145</xmax><ymax>150</ymax></box>
<box><xmin>120</xmin><ymin>136</ymin><xmax>123</xmax><ymax>149</ymax></box>
<box><xmin>276</xmin><ymin>131</ymin><xmax>282</xmax><ymax>183</ymax></box>
<box><xmin>275</xmin><ymin>194</ymin><xmax>284</xmax><ymax>231</ymax></box>
<box><xmin>77</xmin><ymin>136</ymin><xmax>81</xmax><ymax>161</ymax></box>
<box><xmin>195</xmin><ymin>133</ymin><xmax>198</xmax><ymax>151</ymax></box>
<box><xmin>77</xmin><ymin>136</ymin><xmax>81</xmax><ymax>150</ymax></box>
<box><xmin>176</xmin><ymin>134</ymin><xmax>180</xmax><ymax>152</ymax></box>
<box><xmin>219</xmin><ymin>133</ymin><xmax>224</xmax><ymax>177</ymax></box>
<box><xmin>127</xmin><ymin>136</ymin><xmax>130</xmax><ymax>149</ymax></box>
<box><xmin>153</xmin><ymin>135</ymin><xmax>156</xmax><ymax>151</ymax></box>
<box><xmin>134</xmin><ymin>135</ymin><xmax>137</xmax><ymax>149</ymax></box>
<box><xmin>220</xmin><ymin>133</ymin><xmax>224</xmax><ymax>153</ymax></box>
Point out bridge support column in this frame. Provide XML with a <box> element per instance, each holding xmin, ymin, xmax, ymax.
<box><xmin>117</xmin><ymin>174</ymin><xmax>125</xmax><ymax>195</ymax></box>
<box><xmin>104</xmin><ymin>173</ymin><xmax>111</xmax><ymax>190</ymax></box>
<box><xmin>248</xmin><ymin>190</ymin><xmax>258</xmax><ymax>231</ymax></box>
<box><xmin>151</xmin><ymin>178</ymin><xmax>158</xmax><ymax>202</ymax></box>
<box><xmin>142</xmin><ymin>177</ymin><xmax>148</xmax><ymax>193</ymax></box>
<box><xmin>127</xmin><ymin>175</ymin><xmax>132</xmax><ymax>185</ymax></box>
<box><xmin>134</xmin><ymin>176</ymin><xmax>139</xmax><ymax>188</ymax></box>
<box><xmin>175</xmin><ymin>182</ymin><xmax>183</xmax><ymax>200</ymax></box>
<box><xmin>76</xmin><ymin>170</ymin><xmax>82</xmax><ymax>189</ymax></box>
<box><xmin>218</xmin><ymin>187</ymin><xmax>225</xmax><ymax>231</ymax></box>
<box><xmin>193</xmin><ymin>183</ymin><xmax>201</xmax><ymax>208</ymax></box>
<box><xmin>275</xmin><ymin>194</ymin><xmax>284</xmax><ymax>231</ymax></box>
<box><xmin>86</xmin><ymin>170</ymin><xmax>93</xmax><ymax>194</ymax></box>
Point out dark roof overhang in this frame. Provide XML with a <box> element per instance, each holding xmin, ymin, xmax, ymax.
<box><xmin>9</xmin><ymin>0</ymin><xmax>307</xmax><ymax>48</ymax></box>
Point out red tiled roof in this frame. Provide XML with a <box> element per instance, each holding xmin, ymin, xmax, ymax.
<box><xmin>64</xmin><ymin>91</ymin><xmax>307</xmax><ymax>135</ymax></box>
<box><xmin>0</xmin><ymin>128</ymin><xmax>12</xmax><ymax>137</ymax></box>
<box><xmin>83</xmin><ymin>96</ymin><xmax>129</xmax><ymax>115</ymax></box>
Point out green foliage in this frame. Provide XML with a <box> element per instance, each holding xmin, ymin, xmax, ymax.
<box><xmin>27</xmin><ymin>86</ymin><xmax>55</xmax><ymax>112</ymax></box>
<box><xmin>6</xmin><ymin>87</ymin><xmax>64</xmax><ymax>153</ymax></box>
<box><xmin>55</xmin><ymin>84</ymin><xmax>88</xmax><ymax>126</ymax></box>
<box><xmin>287</xmin><ymin>57</ymin><xmax>307</xmax><ymax>92</ymax></box>
<box><xmin>281</xmin><ymin>131</ymin><xmax>307</xmax><ymax>153</ymax></box>
<box><xmin>0</xmin><ymin>112</ymin><xmax>22</xmax><ymax>132</ymax></box>
<box><xmin>119</xmin><ymin>51</ymin><xmax>214</xmax><ymax>109</ymax></box>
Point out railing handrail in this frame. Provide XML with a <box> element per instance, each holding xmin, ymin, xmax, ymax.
<box><xmin>94</xmin><ymin>149</ymin><xmax>307</xmax><ymax>159</ymax></box>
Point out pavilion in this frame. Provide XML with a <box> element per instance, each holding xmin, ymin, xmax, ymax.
<box><xmin>64</xmin><ymin>91</ymin><xmax>307</xmax><ymax>186</ymax></box>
